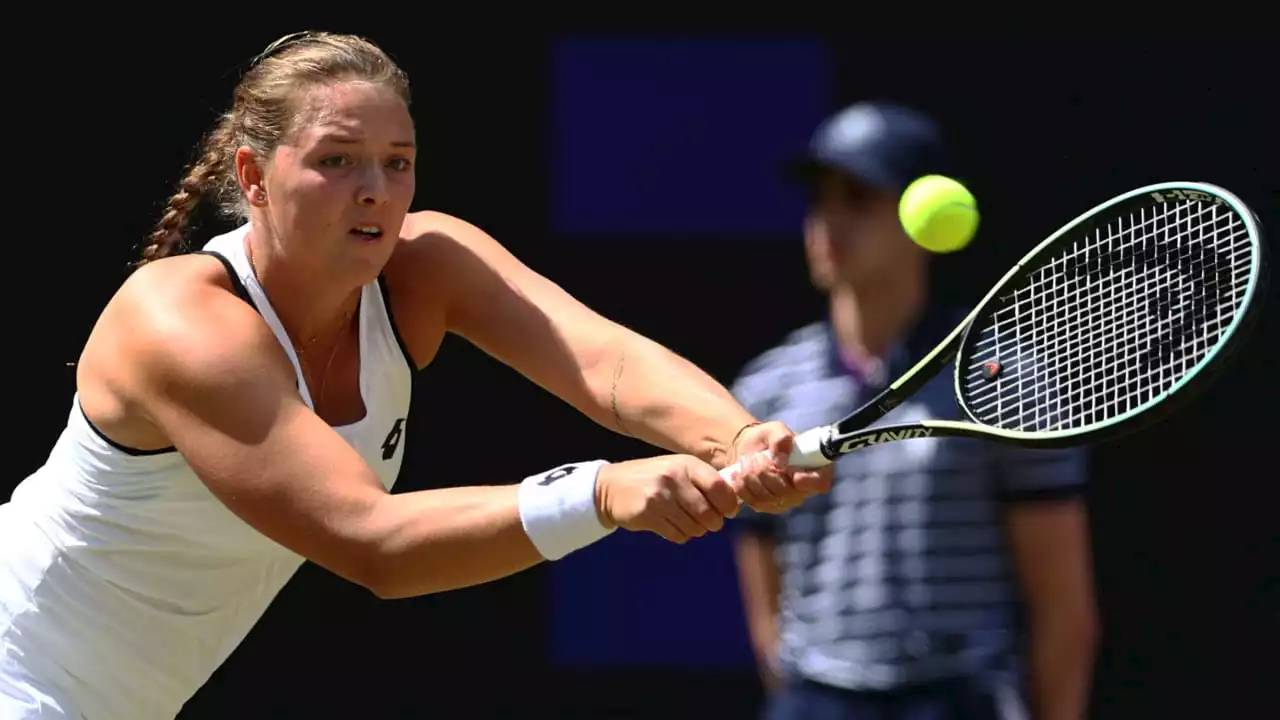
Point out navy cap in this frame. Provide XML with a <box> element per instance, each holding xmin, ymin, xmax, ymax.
<box><xmin>790</xmin><ymin>101</ymin><xmax>952</xmax><ymax>193</ymax></box>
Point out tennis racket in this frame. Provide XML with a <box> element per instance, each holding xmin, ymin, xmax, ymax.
<box><xmin>722</xmin><ymin>180</ymin><xmax>1267</xmax><ymax>479</ymax></box>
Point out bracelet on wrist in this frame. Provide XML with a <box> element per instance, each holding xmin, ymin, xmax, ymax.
<box><xmin>731</xmin><ymin>421</ymin><xmax>762</xmax><ymax>447</ymax></box>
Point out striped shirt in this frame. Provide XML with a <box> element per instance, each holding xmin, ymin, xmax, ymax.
<box><xmin>732</xmin><ymin>312</ymin><xmax>1088</xmax><ymax>692</ymax></box>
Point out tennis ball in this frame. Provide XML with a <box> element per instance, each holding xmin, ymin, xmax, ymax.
<box><xmin>898</xmin><ymin>175</ymin><xmax>979</xmax><ymax>253</ymax></box>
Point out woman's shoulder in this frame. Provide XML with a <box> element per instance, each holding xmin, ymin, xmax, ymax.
<box><xmin>97</xmin><ymin>254</ymin><xmax>286</xmax><ymax>381</ymax></box>
<box><xmin>398</xmin><ymin>210</ymin><xmax>477</xmax><ymax>241</ymax></box>
<box><xmin>385</xmin><ymin>210</ymin><xmax>509</xmax><ymax>301</ymax></box>
<box><xmin>380</xmin><ymin>210</ymin><xmax>527</xmax><ymax>365</ymax></box>
<box><xmin>117</xmin><ymin>254</ymin><xmax>259</xmax><ymax>333</ymax></box>
<box><xmin>388</xmin><ymin>210</ymin><xmax>530</xmax><ymax>282</ymax></box>
<box><xmin>77</xmin><ymin>253</ymin><xmax>295</xmax><ymax>450</ymax></box>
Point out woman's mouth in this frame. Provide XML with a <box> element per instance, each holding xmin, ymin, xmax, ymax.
<box><xmin>350</xmin><ymin>224</ymin><xmax>384</xmax><ymax>241</ymax></box>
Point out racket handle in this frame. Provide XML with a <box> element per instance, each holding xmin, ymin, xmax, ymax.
<box><xmin>717</xmin><ymin>426</ymin><xmax>831</xmax><ymax>484</ymax></box>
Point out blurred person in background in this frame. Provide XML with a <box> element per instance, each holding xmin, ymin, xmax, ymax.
<box><xmin>730</xmin><ymin>101</ymin><xmax>1099</xmax><ymax>720</ymax></box>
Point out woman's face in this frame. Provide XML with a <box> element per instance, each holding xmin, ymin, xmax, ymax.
<box><xmin>252</xmin><ymin>80</ymin><xmax>417</xmax><ymax>282</ymax></box>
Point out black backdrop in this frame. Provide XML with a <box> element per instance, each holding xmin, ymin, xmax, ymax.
<box><xmin>10</xmin><ymin>28</ymin><xmax>1277</xmax><ymax>718</ymax></box>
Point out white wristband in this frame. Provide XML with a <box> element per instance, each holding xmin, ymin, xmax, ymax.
<box><xmin>517</xmin><ymin>460</ymin><xmax>615</xmax><ymax>560</ymax></box>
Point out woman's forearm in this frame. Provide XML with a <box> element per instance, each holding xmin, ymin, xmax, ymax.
<box><xmin>360</xmin><ymin>459</ymin><xmax>618</xmax><ymax>599</ymax></box>
<box><xmin>360</xmin><ymin>485</ymin><xmax>543</xmax><ymax>599</ymax></box>
<box><xmin>595</xmin><ymin>331</ymin><xmax>757</xmax><ymax>469</ymax></box>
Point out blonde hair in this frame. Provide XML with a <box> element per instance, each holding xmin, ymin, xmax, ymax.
<box><xmin>138</xmin><ymin>31</ymin><xmax>411</xmax><ymax>265</ymax></box>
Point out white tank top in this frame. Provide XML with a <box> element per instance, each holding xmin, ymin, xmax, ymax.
<box><xmin>0</xmin><ymin>223</ymin><xmax>415</xmax><ymax>719</ymax></box>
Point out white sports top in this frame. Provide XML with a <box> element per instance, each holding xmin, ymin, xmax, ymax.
<box><xmin>0</xmin><ymin>223</ymin><xmax>415</xmax><ymax>719</ymax></box>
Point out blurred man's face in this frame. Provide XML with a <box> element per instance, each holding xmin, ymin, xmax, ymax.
<box><xmin>805</xmin><ymin>171</ymin><xmax>921</xmax><ymax>291</ymax></box>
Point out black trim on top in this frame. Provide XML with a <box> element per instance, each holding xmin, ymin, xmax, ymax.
<box><xmin>193</xmin><ymin>250</ymin><xmax>258</xmax><ymax>311</ymax></box>
<box><xmin>377</xmin><ymin>274</ymin><xmax>418</xmax><ymax>371</ymax></box>
<box><xmin>79</xmin><ymin>400</ymin><xmax>176</xmax><ymax>456</ymax></box>
<box><xmin>195</xmin><ymin>249</ymin><xmax>299</xmax><ymax>390</ymax></box>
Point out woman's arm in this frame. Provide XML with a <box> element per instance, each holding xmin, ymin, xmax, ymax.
<box><xmin>392</xmin><ymin>211</ymin><xmax>757</xmax><ymax>469</ymax></box>
<box><xmin>121</xmin><ymin>278</ymin><xmax>545</xmax><ymax>596</ymax></box>
<box><xmin>112</xmin><ymin>263</ymin><xmax>739</xmax><ymax>598</ymax></box>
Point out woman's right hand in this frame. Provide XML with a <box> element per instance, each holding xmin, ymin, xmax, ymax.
<box><xmin>595</xmin><ymin>456</ymin><xmax>741</xmax><ymax>544</ymax></box>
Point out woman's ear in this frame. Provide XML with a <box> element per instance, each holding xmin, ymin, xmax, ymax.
<box><xmin>234</xmin><ymin>146</ymin><xmax>267</xmax><ymax>206</ymax></box>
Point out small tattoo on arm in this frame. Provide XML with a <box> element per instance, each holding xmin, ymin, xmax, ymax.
<box><xmin>611</xmin><ymin>352</ymin><xmax>631</xmax><ymax>436</ymax></box>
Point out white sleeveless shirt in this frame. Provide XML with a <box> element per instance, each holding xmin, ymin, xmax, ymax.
<box><xmin>0</xmin><ymin>224</ymin><xmax>415</xmax><ymax>719</ymax></box>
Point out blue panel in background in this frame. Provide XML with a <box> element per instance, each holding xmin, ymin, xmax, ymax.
<box><xmin>551</xmin><ymin>36</ymin><xmax>832</xmax><ymax>238</ymax></box>
<box><xmin>545</xmin><ymin>35</ymin><xmax>833</xmax><ymax>671</ymax></box>
<box><xmin>548</xmin><ymin>527</ymin><xmax>755</xmax><ymax>668</ymax></box>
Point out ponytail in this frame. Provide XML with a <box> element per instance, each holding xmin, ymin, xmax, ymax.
<box><xmin>136</xmin><ymin>115</ymin><xmax>236</xmax><ymax>266</ymax></box>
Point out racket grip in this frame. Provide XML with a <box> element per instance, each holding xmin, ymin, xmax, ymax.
<box><xmin>717</xmin><ymin>426</ymin><xmax>831</xmax><ymax>484</ymax></box>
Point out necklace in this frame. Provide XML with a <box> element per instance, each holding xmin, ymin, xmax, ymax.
<box><xmin>246</xmin><ymin>243</ymin><xmax>355</xmax><ymax>409</ymax></box>
<box><xmin>299</xmin><ymin>310</ymin><xmax>354</xmax><ymax>409</ymax></box>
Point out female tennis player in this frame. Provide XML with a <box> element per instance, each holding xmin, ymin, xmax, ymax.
<box><xmin>0</xmin><ymin>32</ymin><xmax>829</xmax><ymax>718</ymax></box>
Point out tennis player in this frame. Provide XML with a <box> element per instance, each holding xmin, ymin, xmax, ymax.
<box><xmin>0</xmin><ymin>32</ymin><xmax>829</xmax><ymax>719</ymax></box>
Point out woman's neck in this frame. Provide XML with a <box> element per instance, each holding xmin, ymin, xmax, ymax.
<box><xmin>244</xmin><ymin>230</ymin><xmax>361</xmax><ymax>351</ymax></box>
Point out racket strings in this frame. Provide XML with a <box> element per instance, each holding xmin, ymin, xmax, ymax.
<box><xmin>960</xmin><ymin>197</ymin><xmax>1253</xmax><ymax>433</ymax></box>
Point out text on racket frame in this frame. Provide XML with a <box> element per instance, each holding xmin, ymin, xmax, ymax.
<box><xmin>1148</xmin><ymin>189</ymin><xmax>1224</xmax><ymax>205</ymax></box>
<box><xmin>837</xmin><ymin>428</ymin><xmax>934</xmax><ymax>453</ymax></box>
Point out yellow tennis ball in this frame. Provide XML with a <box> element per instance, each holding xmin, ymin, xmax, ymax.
<box><xmin>898</xmin><ymin>175</ymin><xmax>980</xmax><ymax>253</ymax></box>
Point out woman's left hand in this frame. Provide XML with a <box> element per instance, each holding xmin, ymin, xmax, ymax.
<box><xmin>723</xmin><ymin>421</ymin><xmax>833</xmax><ymax>514</ymax></box>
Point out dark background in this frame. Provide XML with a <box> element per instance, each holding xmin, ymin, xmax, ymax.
<box><xmin>10</xmin><ymin>28</ymin><xmax>1276</xmax><ymax>718</ymax></box>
